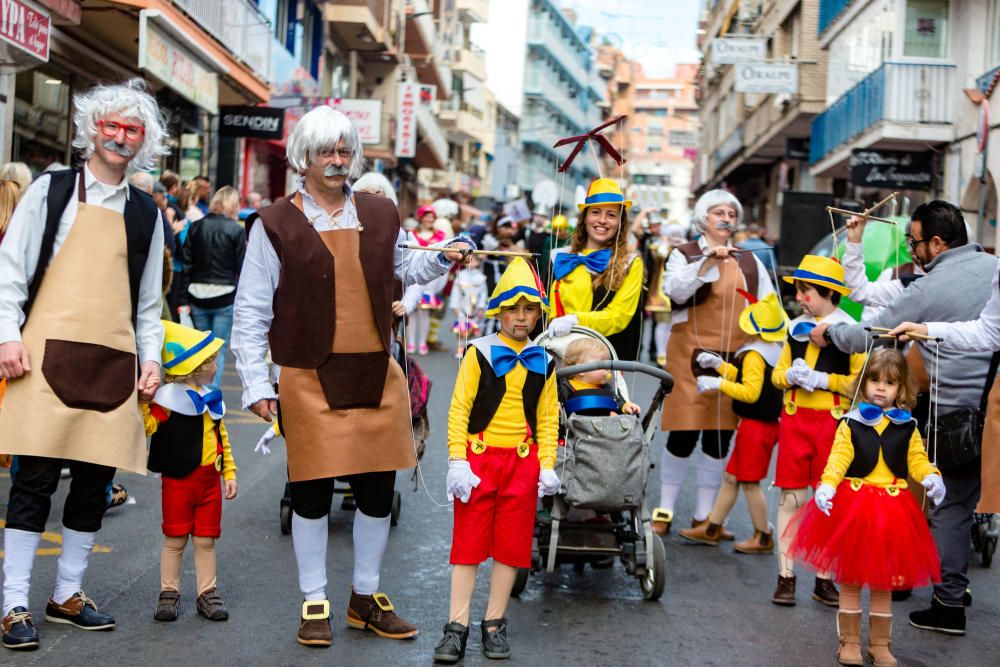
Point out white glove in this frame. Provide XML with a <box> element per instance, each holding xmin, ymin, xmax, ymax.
<box><xmin>696</xmin><ymin>351</ymin><xmax>724</xmax><ymax>370</ymax></box>
<box><xmin>814</xmin><ymin>483</ymin><xmax>836</xmax><ymax>516</ymax></box>
<box><xmin>446</xmin><ymin>460</ymin><xmax>481</xmax><ymax>504</ymax></box>
<box><xmin>696</xmin><ymin>375</ymin><xmax>722</xmax><ymax>393</ymax></box>
<box><xmin>538</xmin><ymin>468</ymin><xmax>560</xmax><ymax>497</ymax></box>
<box><xmin>255</xmin><ymin>426</ymin><xmax>276</xmax><ymax>455</ymax></box>
<box><xmin>548</xmin><ymin>314</ymin><xmax>578</xmax><ymax>337</ymax></box>
<box><xmin>800</xmin><ymin>368</ymin><xmax>830</xmax><ymax>391</ymax></box>
<box><xmin>785</xmin><ymin>360</ymin><xmax>810</xmax><ymax>387</ymax></box>
<box><xmin>921</xmin><ymin>474</ymin><xmax>946</xmax><ymax>506</ymax></box>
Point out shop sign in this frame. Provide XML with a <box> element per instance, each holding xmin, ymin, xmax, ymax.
<box><xmin>329</xmin><ymin>98</ymin><xmax>382</xmax><ymax>144</ymax></box>
<box><xmin>0</xmin><ymin>0</ymin><xmax>50</xmax><ymax>62</ymax></box>
<box><xmin>733</xmin><ymin>63</ymin><xmax>798</xmax><ymax>94</ymax></box>
<box><xmin>668</xmin><ymin>129</ymin><xmax>699</xmax><ymax>148</ymax></box>
<box><xmin>850</xmin><ymin>149</ymin><xmax>933</xmax><ymax>191</ymax></box>
<box><xmin>710</xmin><ymin>37</ymin><xmax>766</xmax><ymax>65</ymax></box>
<box><xmin>396</xmin><ymin>83</ymin><xmax>418</xmax><ymax>158</ymax></box>
<box><xmin>138</xmin><ymin>11</ymin><xmax>218</xmax><ymax>114</ymax></box>
<box><xmin>219</xmin><ymin>106</ymin><xmax>284</xmax><ymax>140</ymax></box>
<box><xmin>786</xmin><ymin>137</ymin><xmax>810</xmax><ymax>160</ymax></box>
<box><xmin>713</xmin><ymin>126</ymin><xmax>743</xmax><ymax>172</ymax></box>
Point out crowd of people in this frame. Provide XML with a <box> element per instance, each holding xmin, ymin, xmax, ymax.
<box><xmin>0</xmin><ymin>79</ymin><xmax>995</xmax><ymax>667</ymax></box>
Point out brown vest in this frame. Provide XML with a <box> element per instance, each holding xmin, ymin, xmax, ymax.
<box><xmin>668</xmin><ymin>241</ymin><xmax>758</xmax><ymax>310</ymax></box>
<box><xmin>249</xmin><ymin>191</ymin><xmax>399</xmax><ymax>369</ymax></box>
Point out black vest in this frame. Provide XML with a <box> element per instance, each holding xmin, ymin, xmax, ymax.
<box><xmin>467</xmin><ymin>347</ymin><xmax>554</xmax><ymax>437</ymax></box>
<box><xmin>147</xmin><ymin>412</ymin><xmax>220</xmax><ymax>479</ymax></box>
<box><xmin>732</xmin><ymin>350</ymin><xmax>783</xmax><ymax>421</ymax></box>
<box><xmin>844</xmin><ymin>419</ymin><xmax>914</xmax><ymax>480</ymax></box>
<box><xmin>788</xmin><ymin>337</ymin><xmax>850</xmax><ymax>375</ymax></box>
<box><xmin>592</xmin><ymin>255</ymin><xmax>643</xmax><ymax>362</ymax></box>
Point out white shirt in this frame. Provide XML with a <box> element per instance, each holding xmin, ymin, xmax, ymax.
<box><xmin>0</xmin><ymin>164</ymin><xmax>165</xmax><ymax>364</ymax></box>
<box><xmin>232</xmin><ymin>180</ymin><xmax>458</xmax><ymax>408</ymax></box>
<box><xmin>841</xmin><ymin>240</ymin><xmax>917</xmax><ymax>319</ymax></box>
<box><xmin>927</xmin><ymin>258</ymin><xmax>1000</xmax><ymax>351</ymax></box>
<box><xmin>662</xmin><ymin>235</ymin><xmax>775</xmax><ymax>325</ymax></box>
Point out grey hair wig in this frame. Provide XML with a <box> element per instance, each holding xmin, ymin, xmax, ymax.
<box><xmin>286</xmin><ymin>106</ymin><xmax>364</xmax><ymax>178</ymax></box>
<box><xmin>352</xmin><ymin>172</ymin><xmax>397</xmax><ymax>206</ymax></box>
<box><xmin>693</xmin><ymin>189</ymin><xmax>743</xmax><ymax>232</ymax></box>
<box><xmin>72</xmin><ymin>79</ymin><xmax>169</xmax><ymax>171</ymax></box>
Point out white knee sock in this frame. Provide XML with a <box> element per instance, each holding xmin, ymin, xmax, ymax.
<box><xmin>52</xmin><ymin>528</ymin><xmax>95</xmax><ymax>604</ymax></box>
<box><xmin>694</xmin><ymin>453</ymin><xmax>726</xmax><ymax>522</ymax></box>
<box><xmin>352</xmin><ymin>510</ymin><xmax>391</xmax><ymax>595</ymax></box>
<box><xmin>654</xmin><ymin>322</ymin><xmax>669</xmax><ymax>358</ymax></box>
<box><xmin>658</xmin><ymin>447</ymin><xmax>691</xmax><ymax>512</ymax></box>
<box><xmin>292</xmin><ymin>512</ymin><xmax>329</xmax><ymax>601</ymax></box>
<box><xmin>3</xmin><ymin>529</ymin><xmax>41</xmax><ymax>615</ymax></box>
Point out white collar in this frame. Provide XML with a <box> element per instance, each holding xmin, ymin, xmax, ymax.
<box><xmin>736</xmin><ymin>340</ymin><xmax>783</xmax><ymax>367</ymax></box>
<box><xmin>789</xmin><ymin>308</ymin><xmax>855</xmax><ymax>328</ymax></box>
<box><xmin>697</xmin><ymin>236</ymin><xmax>733</xmax><ymax>252</ymax></box>
<box><xmin>83</xmin><ymin>163</ymin><xmax>131</xmax><ymax>200</ymax></box>
<box><xmin>153</xmin><ymin>382</ymin><xmax>226</xmax><ymax>419</ymax></box>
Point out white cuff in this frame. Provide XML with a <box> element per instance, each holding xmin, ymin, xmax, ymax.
<box><xmin>0</xmin><ymin>322</ymin><xmax>23</xmax><ymax>345</ymax></box>
<box><xmin>925</xmin><ymin>322</ymin><xmax>948</xmax><ymax>340</ymax></box>
<box><xmin>242</xmin><ymin>381</ymin><xmax>278</xmax><ymax>410</ymax></box>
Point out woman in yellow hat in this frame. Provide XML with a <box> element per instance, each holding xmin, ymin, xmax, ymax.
<box><xmin>546</xmin><ymin>178</ymin><xmax>644</xmax><ymax>362</ymax></box>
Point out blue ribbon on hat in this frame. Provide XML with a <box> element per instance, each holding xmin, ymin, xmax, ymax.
<box><xmin>491</xmin><ymin>345</ymin><xmax>548</xmax><ymax>377</ymax></box>
<box><xmin>749</xmin><ymin>312</ymin><xmax>786</xmax><ymax>334</ymax></box>
<box><xmin>552</xmin><ymin>248</ymin><xmax>611</xmax><ymax>280</ymax></box>
<box><xmin>855</xmin><ymin>402</ymin><xmax>912</xmax><ymax>425</ymax></box>
<box><xmin>791</xmin><ymin>321</ymin><xmax>816</xmax><ymax>341</ymax></box>
<box><xmin>185</xmin><ymin>389</ymin><xmax>225</xmax><ymax>418</ymax></box>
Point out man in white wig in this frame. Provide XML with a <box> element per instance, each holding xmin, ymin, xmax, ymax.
<box><xmin>232</xmin><ymin>106</ymin><xmax>472</xmax><ymax>647</ymax></box>
<box><xmin>0</xmin><ymin>79</ymin><xmax>168</xmax><ymax>650</ymax></box>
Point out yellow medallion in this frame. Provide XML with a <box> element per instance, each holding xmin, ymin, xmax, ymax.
<box><xmin>830</xmin><ymin>406</ymin><xmax>845</xmax><ymax>420</ymax></box>
<box><xmin>849</xmin><ymin>478</ymin><xmax>863</xmax><ymax>492</ymax></box>
<box><xmin>517</xmin><ymin>443</ymin><xmax>530</xmax><ymax>458</ymax></box>
<box><xmin>471</xmin><ymin>441</ymin><xmax>487</xmax><ymax>455</ymax></box>
<box><xmin>784</xmin><ymin>401</ymin><xmax>797</xmax><ymax>416</ymax></box>
<box><xmin>214</xmin><ymin>454</ymin><xmax>223</xmax><ymax>472</ymax></box>
<box><xmin>886</xmin><ymin>486</ymin><xmax>900</xmax><ymax>496</ymax></box>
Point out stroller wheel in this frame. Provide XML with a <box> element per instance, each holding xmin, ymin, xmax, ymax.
<box><xmin>640</xmin><ymin>534</ymin><xmax>666</xmax><ymax>601</ymax></box>
<box><xmin>983</xmin><ymin>536</ymin><xmax>996</xmax><ymax>568</ymax></box>
<box><xmin>510</xmin><ymin>568</ymin><xmax>530</xmax><ymax>598</ymax></box>
<box><xmin>390</xmin><ymin>491</ymin><xmax>402</xmax><ymax>527</ymax></box>
<box><xmin>280</xmin><ymin>504</ymin><xmax>292</xmax><ymax>535</ymax></box>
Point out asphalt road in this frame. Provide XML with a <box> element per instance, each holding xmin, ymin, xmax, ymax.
<box><xmin>1</xmin><ymin>333</ymin><xmax>998</xmax><ymax>666</ymax></box>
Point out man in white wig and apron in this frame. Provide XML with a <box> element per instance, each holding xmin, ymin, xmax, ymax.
<box><xmin>232</xmin><ymin>106</ymin><xmax>472</xmax><ymax>648</ymax></box>
<box><xmin>0</xmin><ymin>79</ymin><xmax>168</xmax><ymax>650</ymax></box>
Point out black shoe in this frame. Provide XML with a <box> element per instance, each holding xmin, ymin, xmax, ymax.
<box><xmin>891</xmin><ymin>589</ymin><xmax>912</xmax><ymax>602</ymax></box>
<box><xmin>963</xmin><ymin>588</ymin><xmax>972</xmax><ymax>607</ymax></box>
<box><xmin>481</xmin><ymin>618</ymin><xmax>511</xmax><ymax>660</ymax></box>
<box><xmin>2</xmin><ymin>607</ymin><xmax>39</xmax><ymax>650</ymax></box>
<box><xmin>909</xmin><ymin>595</ymin><xmax>966</xmax><ymax>636</ymax></box>
<box><xmin>153</xmin><ymin>589</ymin><xmax>180</xmax><ymax>622</ymax></box>
<box><xmin>44</xmin><ymin>592</ymin><xmax>115</xmax><ymax>630</ymax></box>
<box><xmin>433</xmin><ymin>622</ymin><xmax>469</xmax><ymax>663</ymax></box>
<box><xmin>812</xmin><ymin>577</ymin><xmax>839</xmax><ymax>607</ymax></box>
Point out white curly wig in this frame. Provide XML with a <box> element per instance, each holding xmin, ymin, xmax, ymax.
<box><xmin>286</xmin><ymin>106</ymin><xmax>364</xmax><ymax>178</ymax></box>
<box><xmin>352</xmin><ymin>171</ymin><xmax>397</xmax><ymax>206</ymax></box>
<box><xmin>72</xmin><ymin>79</ymin><xmax>169</xmax><ymax>171</ymax></box>
<box><xmin>693</xmin><ymin>189</ymin><xmax>743</xmax><ymax>232</ymax></box>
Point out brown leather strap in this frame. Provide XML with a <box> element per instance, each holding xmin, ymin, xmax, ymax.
<box><xmin>77</xmin><ymin>168</ymin><xmax>86</xmax><ymax>204</ymax></box>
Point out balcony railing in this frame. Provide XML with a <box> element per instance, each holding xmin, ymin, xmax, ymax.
<box><xmin>818</xmin><ymin>0</ymin><xmax>854</xmax><ymax>35</ymax></box>
<box><xmin>527</xmin><ymin>19</ymin><xmax>589</xmax><ymax>90</ymax></box>
<box><xmin>524</xmin><ymin>66</ymin><xmax>588</xmax><ymax>132</ymax></box>
<box><xmin>172</xmin><ymin>0</ymin><xmax>271</xmax><ymax>80</ymax></box>
<box><xmin>809</xmin><ymin>62</ymin><xmax>955</xmax><ymax>165</ymax></box>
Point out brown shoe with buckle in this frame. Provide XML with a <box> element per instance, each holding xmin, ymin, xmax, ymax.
<box><xmin>346</xmin><ymin>590</ymin><xmax>418</xmax><ymax>639</ymax></box>
<box><xmin>297</xmin><ymin>600</ymin><xmax>332</xmax><ymax>647</ymax></box>
<box><xmin>651</xmin><ymin>508</ymin><xmax>673</xmax><ymax>535</ymax></box>
<box><xmin>771</xmin><ymin>575</ymin><xmax>796</xmax><ymax>606</ymax></box>
<box><xmin>813</xmin><ymin>577</ymin><xmax>840</xmax><ymax>607</ymax></box>
<box><xmin>679</xmin><ymin>520</ymin><xmax>722</xmax><ymax>545</ymax></box>
<box><xmin>733</xmin><ymin>529</ymin><xmax>775</xmax><ymax>554</ymax></box>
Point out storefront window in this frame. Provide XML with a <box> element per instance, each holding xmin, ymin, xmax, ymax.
<box><xmin>12</xmin><ymin>65</ymin><xmax>73</xmax><ymax>175</ymax></box>
<box><xmin>904</xmin><ymin>0</ymin><xmax>949</xmax><ymax>59</ymax></box>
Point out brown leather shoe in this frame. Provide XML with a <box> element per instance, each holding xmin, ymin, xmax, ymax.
<box><xmin>688</xmin><ymin>518</ymin><xmax>734</xmax><ymax>540</ymax></box>
<box><xmin>679</xmin><ymin>520</ymin><xmax>722</xmax><ymax>545</ymax></box>
<box><xmin>771</xmin><ymin>575</ymin><xmax>796</xmax><ymax>606</ymax></box>
<box><xmin>837</xmin><ymin>610</ymin><xmax>864</xmax><ymax>665</ymax></box>
<box><xmin>153</xmin><ymin>589</ymin><xmax>180</xmax><ymax>622</ymax></box>
<box><xmin>651</xmin><ymin>508</ymin><xmax>673</xmax><ymax>535</ymax></box>
<box><xmin>297</xmin><ymin>600</ymin><xmax>332</xmax><ymax>647</ymax></box>
<box><xmin>733</xmin><ymin>530</ymin><xmax>774</xmax><ymax>554</ymax></box>
<box><xmin>813</xmin><ymin>577</ymin><xmax>840</xmax><ymax>607</ymax></box>
<box><xmin>196</xmin><ymin>588</ymin><xmax>228</xmax><ymax>621</ymax></box>
<box><xmin>868</xmin><ymin>613</ymin><xmax>898</xmax><ymax>667</ymax></box>
<box><xmin>346</xmin><ymin>591</ymin><xmax>418</xmax><ymax>639</ymax></box>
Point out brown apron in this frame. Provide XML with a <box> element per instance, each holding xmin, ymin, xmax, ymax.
<box><xmin>978</xmin><ymin>383</ymin><xmax>1000</xmax><ymax>513</ymax></box>
<box><xmin>662</xmin><ymin>257</ymin><xmax>751</xmax><ymax>432</ymax></box>
<box><xmin>279</xmin><ymin>227</ymin><xmax>415</xmax><ymax>482</ymax></box>
<box><xmin>0</xmin><ymin>188</ymin><xmax>146</xmax><ymax>473</ymax></box>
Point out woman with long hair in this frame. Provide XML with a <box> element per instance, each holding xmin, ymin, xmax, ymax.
<box><xmin>0</xmin><ymin>179</ymin><xmax>25</xmax><ymax>245</ymax></box>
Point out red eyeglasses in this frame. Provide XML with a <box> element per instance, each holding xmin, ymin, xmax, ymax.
<box><xmin>98</xmin><ymin>120</ymin><xmax>145</xmax><ymax>141</ymax></box>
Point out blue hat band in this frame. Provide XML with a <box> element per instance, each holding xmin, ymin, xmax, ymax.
<box><xmin>791</xmin><ymin>268</ymin><xmax>846</xmax><ymax>289</ymax></box>
<box><xmin>163</xmin><ymin>331</ymin><xmax>215</xmax><ymax>369</ymax></box>
<box><xmin>748</xmin><ymin>312</ymin><xmax>785</xmax><ymax>334</ymax></box>
<box><xmin>487</xmin><ymin>285</ymin><xmax>548</xmax><ymax>311</ymax></box>
<box><xmin>584</xmin><ymin>192</ymin><xmax>625</xmax><ymax>206</ymax></box>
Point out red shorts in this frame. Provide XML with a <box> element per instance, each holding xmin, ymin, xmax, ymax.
<box><xmin>775</xmin><ymin>407</ymin><xmax>839</xmax><ymax>489</ymax></box>
<box><xmin>161</xmin><ymin>464</ymin><xmax>223</xmax><ymax>538</ymax></box>
<box><xmin>726</xmin><ymin>418</ymin><xmax>779</xmax><ymax>482</ymax></box>
<box><xmin>450</xmin><ymin>444</ymin><xmax>540</xmax><ymax>568</ymax></box>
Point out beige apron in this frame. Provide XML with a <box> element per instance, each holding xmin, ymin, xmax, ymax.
<box><xmin>978</xmin><ymin>383</ymin><xmax>1000</xmax><ymax>513</ymax></box>
<box><xmin>662</xmin><ymin>257</ymin><xmax>751</xmax><ymax>432</ymax></box>
<box><xmin>280</xmin><ymin>227</ymin><xmax>415</xmax><ymax>482</ymax></box>
<box><xmin>0</xmin><ymin>191</ymin><xmax>146</xmax><ymax>473</ymax></box>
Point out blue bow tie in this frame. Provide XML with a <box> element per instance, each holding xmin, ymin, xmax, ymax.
<box><xmin>856</xmin><ymin>402</ymin><xmax>912</xmax><ymax>425</ymax></box>
<box><xmin>185</xmin><ymin>389</ymin><xmax>225</xmax><ymax>417</ymax></box>
<box><xmin>491</xmin><ymin>345</ymin><xmax>548</xmax><ymax>377</ymax></box>
<box><xmin>552</xmin><ymin>248</ymin><xmax>611</xmax><ymax>280</ymax></box>
<box><xmin>791</xmin><ymin>321</ymin><xmax>816</xmax><ymax>341</ymax></box>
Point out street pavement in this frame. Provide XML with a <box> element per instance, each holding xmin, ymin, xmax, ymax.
<box><xmin>1</xmin><ymin>331</ymin><xmax>998</xmax><ymax>666</ymax></box>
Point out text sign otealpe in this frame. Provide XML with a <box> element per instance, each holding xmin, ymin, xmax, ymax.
<box><xmin>0</xmin><ymin>0</ymin><xmax>50</xmax><ymax>61</ymax></box>
<box><xmin>850</xmin><ymin>149</ymin><xmax>933</xmax><ymax>191</ymax></box>
<box><xmin>733</xmin><ymin>63</ymin><xmax>798</xmax><ymax>94</ymax></box>
<box><xmin>219</xmin><ymin>106</ymin><xmax>284</xmax><ymax>140</ymax></box>
<box><xmin>711</xmin><ymin>37</ymin><xmax>766</xmax><ymax>65</ymax></box>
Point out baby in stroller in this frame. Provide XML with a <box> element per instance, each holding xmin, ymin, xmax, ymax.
<box><xmin>560</xmin><ymin>338</ymin><xmax>639</xmax><ymax>417</ymax></box>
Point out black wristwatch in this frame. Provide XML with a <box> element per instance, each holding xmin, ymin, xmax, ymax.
<box><xmin>822</xmin><ymin>327</ymin><xmax>833</xmax><ymax>342</ymax></box>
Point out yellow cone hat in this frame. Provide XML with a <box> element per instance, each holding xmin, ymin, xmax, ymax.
<box><xmin>161</xmin><ymin>319</ymin><xmax>224</xmax><ymax>377</ymax></box>
<box><xmin>485</xmin><ymin>257</ymin><xmax>548</xmax><ymax>318</ymax></box>
<box><xmin>738</xmin><ymin>292</ymin><xmax>789</xmax><ymax>342</ymax></box>
<box><xmin>782</xmin><ymin>255</ymin><xmax>852</xmax><ymax>296</ymax></box>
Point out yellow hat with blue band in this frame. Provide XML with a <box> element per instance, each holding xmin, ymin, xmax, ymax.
<box><xmin>485</xmin><ymin>257</ymin><xmax>548</xmax><ymax>318</ymax></box>
<box><xmin>782</xmin><ymin>254</ymin><xmax>852</xmax><ymax>296</ymax></box>
<box><xmin>161</xmin><ymin>320</ymin><xmax>224</xmax><ymax>377</ymax></box>
<box><xmin>738</xmin><ymin>292</ymin><xmax>789</xmax><ymax>343</ymax></box>
<box><xmin>577</xmin><ymin>178</ymin><xmax>632</xmax><ymax>212</ymax></box>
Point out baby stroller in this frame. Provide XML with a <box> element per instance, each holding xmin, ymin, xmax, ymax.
<box><xmin>972</xmin><ymin>512</ymin><xmax>999</xmax><ymax>567</ymax></box>
<box><xmin>510</xmin><ymin>327</ymin><xmax>674</xmax><ymax>601</ymax></box>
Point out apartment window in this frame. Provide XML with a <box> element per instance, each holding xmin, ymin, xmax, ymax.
<box><xmin>301</xmin><ymin>2</ymin><xmax>322</xmax><ymax>79</ymax></box>
<box><xmin>647</xmin><ymin>144</ymin><xmax>662</xmax><ymax>153</ymax></box>
<box><xmin>272</xmin><ymin>0</ymin><xmax>291</xmax><ymax>49</ymax></box>
<box><xmin>647</xmin><ymin>124</ymin><xmax>664</xmax><ymax>137</ymax></box>
<box><xmin>903</xmin><ymin>0</ymin><xmax>949</xmax><ymax>58</ymax></box>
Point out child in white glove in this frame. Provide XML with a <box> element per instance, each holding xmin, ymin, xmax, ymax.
<box><xmin>786</xmin><ymin>348</ymin><xmax>943</xmax><ymax>667</ymax></box>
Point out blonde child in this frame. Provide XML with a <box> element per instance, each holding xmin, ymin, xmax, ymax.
<box><xmin>559</xmin><ymin>337</ymin><xmax>639</xmax><ymax>417</ymax></box>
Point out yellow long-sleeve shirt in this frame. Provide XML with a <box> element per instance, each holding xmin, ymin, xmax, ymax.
<box><xmin>771</xmin><ymin>339</ymin><xmax>866</xmax><ymax>410</ymax></box>
<box><xmin>447</xmin><ymin>333</ymin><xmax>559</xmax><ymax>469</ymax></box>
<box><xmin>142</xmin><ymin>402</ymin><xmax>237</xmax><ymax>481</ymax></box>
<box><xmin>821</xmin><ymin>417</ymin><xmax>939</xmax><ymax>489</ymax></box>
<box><xmin>551</xmin><ymin>249</ymin><xmax>644</xmax><ymax>337</ymax></box>
<box><xmin>718</xmin><ymin>350</ymin><xmax>766</xmax><ymax>404</ymax></box>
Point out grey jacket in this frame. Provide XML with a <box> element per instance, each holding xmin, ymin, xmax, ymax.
<box><xmin>828</xmin><ymin>243</ymin><xmax>996</xmax><ymax>412</ymax></box>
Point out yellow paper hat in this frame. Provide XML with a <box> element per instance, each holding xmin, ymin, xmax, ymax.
<box><xmin>161</xmin><ymin>320</ymin><xmax>224</xmax><ymax>377</ymax></box>
<box><xmin>782</xmin><ymin>255</ymin><xmax>852</xmax><ymax>296</ymax></box>
<box><xmin>578</xmin><ymin>178</ymin><xmax>632</xmax><ymax>212</ymax></box>
<box><xmin>550</xmin><ymin>214</ymin><xmax>569</xmax><ymax>230</ymax></box>
<box><xmin>738</xmin><ymin>292</ymin><xmax>789</xmax><ymax>342</ymax></box>
<box><xmin>485</xmin><ymin>257</ymin><xmax>548</xmax><ymax>318</ymax></box>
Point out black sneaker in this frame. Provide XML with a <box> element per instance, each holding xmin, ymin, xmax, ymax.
<box><xmin>44</xmin><ymin>592</ymin><xmax>115</xmax><ymax>630</ymax></box>
<box><xmin>481</xmin><ymin>618</ymin><xmax>511</xmax><ymax>660</ymax></box>
<box><xmin>153</xmin><ymin>589</ymin><xmax>180</xmax><ymax>622</ymax></box>
<box><xmin>432</xmin><ymin>622</ymin><xmax>469</xmax><ymax>663</ymax></box>
<box><xmin>963</xmin><ymin>588</ymin><xmax>973</xmax><ymax>607</ymax></box>
<box><xmin>2</xmin><ymin>607</ymin><xmax>39</xmax><ymax>650</ymax></box>
<box><xmin>909</xmin><ymin>595</ymin><xmax>966</xmax><ymax>636</ymax></box>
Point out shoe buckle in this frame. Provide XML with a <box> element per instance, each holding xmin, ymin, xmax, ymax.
<box><xmin>301</xmin><ymin>599</ymin><xmax>330</xmax><ymax>620</ymax></box>
<box><xmin>652</xmin><ymin>508</ymin><xmax>673</xmax><ymax>523</ymax></box>
<box><xmin>372</xmin><ymin>592</ymin><xmax>394</xmax><ymax>612</ymax></box>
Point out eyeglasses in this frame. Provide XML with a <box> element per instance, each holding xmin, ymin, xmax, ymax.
<box><xmin>98</xmin><ymin>120</ymin><xmax>145</xmax><ymax>141</ymax></box>
<box><xmin>905</xmin><ymin>235</ymin><xmax>926</xmax><ymax>252</ymax></box>
<box><xmin>317</xmin><ymin>147</ymin><xmax>354</xmax><ymax>160</ymax></box>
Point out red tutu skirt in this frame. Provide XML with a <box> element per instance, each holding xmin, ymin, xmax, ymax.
<box><xmin>786</xmin><ymin>480</ymin><xmax>941</xmax><ymax>590</ymax></box>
